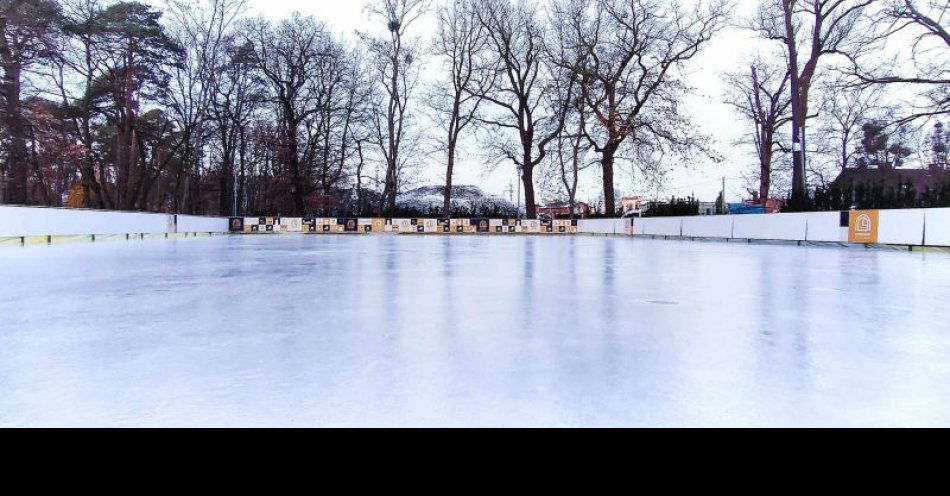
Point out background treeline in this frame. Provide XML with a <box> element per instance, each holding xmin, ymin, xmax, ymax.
<box><xmin>1</xmin><ymin>0</ymin><xmax>948</xmax><ymax>218</ymax></box>
<box><xmin>724</xmin><ymin>0</ymin><xmax>949</xmax><ymax>211</ymax></box>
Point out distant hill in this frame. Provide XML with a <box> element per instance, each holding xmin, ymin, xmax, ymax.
<box><xmin>395</xmin><ymin>185</ymin><xmax>517</xmax><ymax>217</ymax></box>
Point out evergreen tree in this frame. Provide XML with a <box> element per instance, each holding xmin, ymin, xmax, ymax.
<box><xmin>0</xmin><ymin>0</ymin><xmax>61</xmax><ymax>204</ymax></box>
<box><xmin>927</xmin><ymin>122</ymin><xmax>949</xmax><ymax>169</ymax></box>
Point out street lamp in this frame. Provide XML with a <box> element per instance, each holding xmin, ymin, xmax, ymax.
<box><xmin>516</xmin><ymin>164</ymin><xmax>523</xmax><ymax>220</ymax></box>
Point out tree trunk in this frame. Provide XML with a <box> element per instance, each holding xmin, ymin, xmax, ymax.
<box><xmin>355</xmin><ymin>140</ymin><xmax>364</xmax><ymax>217</ymax></box>
<box><xmin>783</xmin><ymin>1</ymin><xmax>806</xmax><ymax>209</ymax></box>
<box><xmin>522</xmin><ymin>157</ymin><xmax>536</xmax><ymax>219</ymax></box>
<box><xmin>27</xmin><ymin>125</ymin><xmax>51</xmax><ymax>205</ymax></box>
<box><xmin>288</xmin><ymin>140</ymin><xmax>306</xmax><ymax>215</ymax></box>
<box><xmin>443</xmin><ymin>135</ymin><xmax>456</xmax><ymax>217</ymax></box>
<box><xmin>2</xmin><ymin>62</ymin><xmax>29</xmax><ymax>205</ymax></box>
<box><xmin>378</xmin><ymin>174</ymin><xmax>391</xmax><ymax>217</ymax></box>
<box><xmin>388</xmin><ymin>164</ymin><xmax>397</xmax><ymax>216</ymax></box>
<box><xmin>219</xmin><ymin>160</ymin><xmax>231</xmax><ymax>216</ymax></box>
<box><xmin>281</xmin><ymin>102</ymin><xmax>307</xmax><ymax>216</ymax></box>
<box><xmin>238</xmin><ymin>124</ymin><xmax>247</xmax><ymax>216</ymax></box>
<box><xmin>218</xmin><ymin>133</ymin><xmax>233</xmax><ymax>216</ymax></box>
<box><xmin>601</xmin><ymin>151</ymin><xmax>616</xmax><ymax>217</ymax></box>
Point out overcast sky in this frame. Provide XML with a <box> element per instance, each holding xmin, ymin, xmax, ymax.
<box><xmin>193</xmin><ymin>0</ymin><xmax>769</xmax><ymax>203</ymax></box>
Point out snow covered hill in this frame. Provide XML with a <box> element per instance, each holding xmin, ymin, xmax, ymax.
<box><xmin>395</xmin><ymin>185</ymin><xmax>518</xmax><ymax>217</ymax></box>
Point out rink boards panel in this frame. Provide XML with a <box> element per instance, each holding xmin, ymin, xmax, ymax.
<box><xmin>232</xmin><ymin>217</ymin><xmax>579</xmax><ymax>235</ymax></box>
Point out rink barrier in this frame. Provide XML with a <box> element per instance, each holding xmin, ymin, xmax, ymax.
<box><xmin>5</xmin><ymin>204</ymin><xmax>946</xmax><ymax>248</ymax></box>
<box><xmin>1</xmin><ymin>232</ymin><xmax>229</xmax><ymax>247</ymax></box>
<box><xmin>0</xmin><ymin>205</ymin><xmax>233</xmax><ymax>247</ymax></box>
<box><xmin>0</xmin><ymin>205</ymin><xmax>230</xmax><ymax>236</ymax></box>
<box><xmin>631</xmin><ymin>208</ymin><xmax>950</xmax><ymax>248</ymax></box>
<box><xmin>233</xmin><ymin>217</ymin><xmax>582</xmax><ymax>235</ymax></box>
<box><xmin>576</xmin><ymin>218</ymin><xmax>631</xmax><ymax>235</ymax></box>
<box><xmin>926</xmin><ymin>209</ymin><xmax>950</xmax><ymax>246</ymax></box>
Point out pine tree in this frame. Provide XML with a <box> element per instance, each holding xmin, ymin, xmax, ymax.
<box><xmin>928</xmin><ymin>122</ymin><xmax>949</xmax><ymax>169</ymax></box>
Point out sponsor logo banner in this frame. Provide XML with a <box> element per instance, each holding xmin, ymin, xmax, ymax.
<box><xmin>471</xmin><ymin>218</ymin><xmax>490</xmax><ymax>233</ymax></box>
<box><xmin>849</xmin><ymin>210</ymin><xmax>879</xmax><ymax>244</ymax></box>
<box><xmin>340</xmin><ymin>218</ymin><xmax>359</xmax><ymax>232</ymax></box>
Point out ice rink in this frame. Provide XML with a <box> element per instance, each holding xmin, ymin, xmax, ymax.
<box><xmin>1</xmin><ymin>234</ymin><xmax>949</xmax><ymax>427</ymax></box>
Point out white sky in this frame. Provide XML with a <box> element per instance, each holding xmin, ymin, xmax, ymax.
<box><xmin>196</xmin><ymin>0</ymin><xmax>767</xmax><ymax>203</ymax></box>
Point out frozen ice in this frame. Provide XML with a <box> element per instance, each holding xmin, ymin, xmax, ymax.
<box><xmin>1</xmin><ymin>234</ymin><xmax>949</xmax><ymax>427</ymax></box>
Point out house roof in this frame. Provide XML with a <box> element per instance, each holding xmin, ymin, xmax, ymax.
<box><xmin>832</xmin><ymin>166</ymin><xmax>949</xmax><ymax>192</ymax></box>
<box><xmin>540</xmin><ymin>201</ymin><xmax>590</xmax><ymax>209</ymax></box>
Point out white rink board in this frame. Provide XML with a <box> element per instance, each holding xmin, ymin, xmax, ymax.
<box><xmin>177</xmin><ymin>215</ymin><xmax>229</xmax><ymax>233</ymax></box>
<box><xmin>878</xmin><ymin>209</ymin><xmax>926</xmax><ymax>246</ymax></box>
<box><xmin>732</xmin><ymin>213</ymin><xmax>808</xmax><ymax>241</ymax></box>
<box><xmin>682</xmin><ymin>216</ymin><xmax>733</xmax><ymax>238</ymax></box>
<box><xmin>577</xmin><ymin>219</ymin><xmax>628</xmax><ymax>235</ymax></box>
<box><xmin>631</xmin><ymin>218</ymin><xmax>646</xmax><ymax>235</ymax></box>
<box><xmin>804</xmin><ymin>212</ymin><xmax>847</xmax><ymax>243</ymax></box>
<box><xmin>0</xmin><ymin>206</ymin><xmax>170</xmax><ymax>237</ymax></box>
<box><xmin>629</xmin><ymin>209</ymin><xmax>949</xmax><ymax>246</ymax></box>
<box><xmin>925</xmin><ymin>209</ymin><xmax>950</xmax><ymax>246</ymax></box>
<box><xmin>639</xmin><ymin>217</ymin><xmax>683</xmax><ymax>236</ymax></box>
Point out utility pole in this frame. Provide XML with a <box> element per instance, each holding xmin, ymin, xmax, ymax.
<box><xmin>232</xmin><ymin>164</ymin><xmax>238</xmax><ymax>217</ymax></box>
<box><xmin>516</xmin><ymin>165</ymin><xmax>522</xmax><ymax>219</ymax></box>
<box><xmin>721</xmin><ymin>177</ymin><xmax>726</xmax><ymax>215</ymax></box>
<box><xmin>801</xmin><ymin>125</ymin><xmax>808</xmax><ymax>202</ymax></box>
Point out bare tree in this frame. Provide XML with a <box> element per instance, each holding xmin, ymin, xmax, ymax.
<box><xmin>750</xmin><ymin>0</ymin><xmax>875</xmax><ymax>207</ymax></box>
<box><xmin>307</xmin><ymin>41</ymin><xmax>370</xmax><ymax>211</ymax></box>
<box><xmin>363</xmin><ymin>0</ymin><xmax>429</xmax><ymax>217</ymax></box>
<box><xmin>553</xmin><ymin>0</ymin><xmax>729</xmax><ymax>216</ymax></box>
<box><xmin>847</xmin><ymin>0</ymin><xmax>948</xmax><ymax>122</ymax></box>
<box><xmin>0</xmin><ymin>0</ymin><xmax>60</xmax><ymax>205</ymax></box>
<box><xmin>430</xmin><ymin>0</ymin><xmax>492</xmax><ymax>217</ymax></box>
<box><xmin>546</xmin><ymin>8</ymin><xmax>590</xmax><ymax>219</ymax></box>
<box><xmin>473</xmin><ymin>0</ymin><xmax>573</xmax><ymax>219</ymax></box>
<box><xmin>163</xmin><ymin>0</ymin><xmax>247</xmax><ymax>214</ymax></box>
<box><xmin>340</xmin><ymin>49</ymin><xmax>375</xmax><ymax>217</ymax></box>
<box><xmin>552</xmin><ymin>106</ymin><xmax>593</xmax><ymax>219</ymax></box>
<box><xmin>723</xmin><ymin>54</ymin><xmax>792</xmax><ymax>203</ymax></box>
<box><xmin>816</xmin><ymin>79</ymin><xmax>883</xmax><ymax>175</ymax></box>
<box><xmin>208</xmin><ymin>34</ymin><xmax>260</xmax><ymax>216</ymax></box>
<box><xmin>246</xmin><ymin>13</ymin><xmax>331</xmax><ymax>215</ymax></box>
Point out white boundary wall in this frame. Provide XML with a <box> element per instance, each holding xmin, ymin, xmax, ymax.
<box><xmin>577</xmin><ymin>219</ymin><xmax>629</xmax><ymax>235</ymax></box>
<box><xmin>682</xmin><ymin>216</ymin><xmax>733</xmax><ymax>238</ymax></box>
<box><xmin>4</xmin><ymin>205</ymin><xmax>945</xmax><ymax>246</ymax></box>
<box><xmin>733</xmin><ymin>213</ymin><xmax>808</xmax><ymax>241</ymax></box>
<box><xmin>925</xmin><ymin>209</ymin><xmax>950</xmax><ymax>246</ymax></box>
<box><xmin>176</xmin><ymin>214</ymin><xmax>230</xmax><ymax>234</ymax></box>
<box><xmin>641</xmin><ymin>217</ymin><xmax>682</xmax><ymax>236</ymax></box>
<box><xmin>878</xmin><ymin>209</ymin><xmax>926</xmax><ymax>246</ymax></box>
<box><xmin>631</xmin><ymin>208</ymin><xmax>950</xmax><ymax>247</ymax></box>
<box><xmin>0</xmin><ymin>206</ymin><xmax>229</xmax><ymax>237</ymax></box>
<box><xmin>802</xmin><ymin>212</ymin><xmax>847</xmax><ymax>243</ymax></box>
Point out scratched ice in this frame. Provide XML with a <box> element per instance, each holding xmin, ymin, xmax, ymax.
<box><xmin>1</xmin><ymin>234</ymin><xmax>948</xmax><ymax>427</ymax></box>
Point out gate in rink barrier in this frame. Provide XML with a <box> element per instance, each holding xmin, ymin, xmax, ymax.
<box><xmin>231</xmin><ymin>217</ymin><xmax>579</xmax><ymax>234</ymax></box>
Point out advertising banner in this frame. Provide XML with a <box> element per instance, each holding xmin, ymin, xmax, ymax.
<box><xmin>471</xmin><ymin>218</ymin><xmax>490</xmax><ymax>233</ymax></box>
<box><xmin>849</xmin><ymin>210</ymin><xmax>879</xmax><ymax>244</ymax></box>
<box><xmin>340</xmin><ymin>218</ymin><xmax>359</xmax><ymax>232</ymax></box>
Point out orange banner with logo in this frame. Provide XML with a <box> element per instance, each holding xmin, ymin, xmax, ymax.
<box><xmin>849</xmin><ymin>210</ymin><xmax>879</xmax><ymax>244</ymax></box>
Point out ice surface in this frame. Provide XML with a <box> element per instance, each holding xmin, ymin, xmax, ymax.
<box><xmin>1</xmin><ymin>235</ymin><xmax>949</xmax><ymax>427</ymax></box>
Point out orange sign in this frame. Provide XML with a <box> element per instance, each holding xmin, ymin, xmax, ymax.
<box><xmin>849</xmin><ymin>210</ymin><xmax>879</xmax><ymax>244</ymax></box>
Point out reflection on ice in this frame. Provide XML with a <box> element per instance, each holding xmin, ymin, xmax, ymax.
<box><xmin>0</xmin><ymin>235</ymin><xmax>948</xmax><ymax>427</ymax></box>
